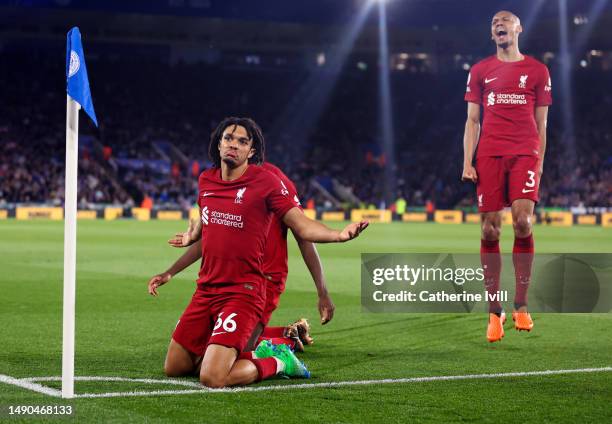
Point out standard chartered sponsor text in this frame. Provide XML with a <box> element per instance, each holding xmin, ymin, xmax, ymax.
<box><xmin>211</xmin><ymin>210</ymin><xmax>244</xmax><ymax>228</ymax></box>
<box><xmin>496</xmin><ymin>93</ymin><xmax>527</xmax><ymax>104</ymax></box>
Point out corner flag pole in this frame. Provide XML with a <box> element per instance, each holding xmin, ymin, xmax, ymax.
<box><xmin>63</xmin><ymin>27</ymin><xmax>98</xmax><ymax>399</ymax></box>
<box><xmin>62</xmin><ymin>95</ymin><xmax>80</xmax><ymax>399</ymax></box>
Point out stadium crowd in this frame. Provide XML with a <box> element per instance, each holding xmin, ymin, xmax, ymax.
<box><xmin>1</xmin><ymin>51</ymin><xmax>610</xmax><ymax>211</ymax></box>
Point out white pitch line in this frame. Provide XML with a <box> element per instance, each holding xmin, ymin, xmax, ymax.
<box><xmin>77</xmin><ymin>389</ymin><xmax>207</xmax><ymax>398</ymax></box>
<box><xmin>0</xmin><ymin>374</ymin><xmax>62</xmax><ymax>398</ymax></box>
<box><xmin>4</xmin><ymin>367</ymin><xmax>611</xmax><ymax>399</ymax></box>
<box><xmin>24</xmin><ymin>376</ymin><xmax>202</xmax><ymax>388</ymax></box>
<box><xmin>45</xmin><ymin>367</ymin><xmax>612</xmax><ymax>398</ymax></box>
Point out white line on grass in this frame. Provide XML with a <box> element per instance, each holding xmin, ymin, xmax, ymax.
<box><xmin>23</xmin><ymin>376</ymin><xmax>203</xmax><ymax>388</ymax></box>
<box><xmin>0</xmin><ymin>374</ymin><xmax>62</xmax><ymax>397</ymax></box>
<box><xmin>3</xmin><ymin>367</ymin><xmax>609</xmax><ymax>399</ymax></box>
<box><xmin>77</xmin><ymin>389</ymin><xmax>206</xmax><ymax>398</ymax></box>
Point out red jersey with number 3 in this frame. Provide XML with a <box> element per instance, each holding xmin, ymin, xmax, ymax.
<box><xmin>260</xmin><ymin>163</ymin><xmax>303</xmax><ymax>284</ymax></box>
<box><xmin>464</xmin><ymin>55</ymin><xmax>552</xmax><ymax>158</ymax></box>
<box><xmin>196</xmin><ymin>165</ymin><xmax>296</xmax><ymax>286</ymax></box>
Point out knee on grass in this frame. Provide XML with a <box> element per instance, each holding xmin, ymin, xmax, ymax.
<box><xmin>199</xmin><ymin>372</ymin><xmax>229</xmax><ymax>389</ymax></box>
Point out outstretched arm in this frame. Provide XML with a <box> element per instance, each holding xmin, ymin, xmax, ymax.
<box><xmin>294</xmin><ymin>234</ymin><xmax>335</xmax><ymax>324</ymax></box>
<box><xmin>282</xmin><ymin>207</ymin><xmax>368</xmax><ymax>243</ymax></box>
<box><xmin>147</xmin><ymin>242</ymin><xmax>202</xmax><ymax>296</ymax></box>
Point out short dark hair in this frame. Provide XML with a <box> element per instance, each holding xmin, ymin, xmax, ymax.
<box><xmin>208</xmin><ymin>117</ymin><xmax>266</xmax><ymax>167</ymax></box>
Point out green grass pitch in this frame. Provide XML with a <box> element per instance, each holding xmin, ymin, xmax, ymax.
<box><xmin>0</xmin><ymin>220</ymin><xmax>610</xmax><ymax>423</ymax></box>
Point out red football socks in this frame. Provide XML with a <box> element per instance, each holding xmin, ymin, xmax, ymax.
<box><xmin>238</xmin><ymin>351</ymin><xmax>278</xmax><ymax>381</ymax></box>
<box><xmin>250</xmin><ymin>357</ymin><xmax>278</xmax><ymax>381</ymax></box>
<box><xmin>513</xmin><ymin>234</ymin><xmax>534</xmax><ymax>309</ymax></box>
<box><xmin>481</xmin><ymin>239</ymin><xmax>502</xmax><ymax>314</ymax></box>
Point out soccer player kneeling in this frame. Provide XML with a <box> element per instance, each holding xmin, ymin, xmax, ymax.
<box><xmin>147</xmin><ymin>117</ymin><xmax>367</xmax><ymax>388</ymax></box>
<box><xmin>167</xmin><ymin>161</ymin><xmax>332</xmax><ymax>354</ymax></box>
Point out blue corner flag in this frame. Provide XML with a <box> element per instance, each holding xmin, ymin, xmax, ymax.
<box><xmin>66</xmin><ymin>27</ymin><xmax>98</xmax><ymax>127</ymax></box>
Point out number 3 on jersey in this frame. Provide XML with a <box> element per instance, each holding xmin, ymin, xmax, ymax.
<box><xmin>213</xmin><ymin>312</ymin><xmax>237</xmax><ymax>335</ymax></box>
<box><xmin>521</xmin><ymin>170</ymin><xmax>536</xmax><ymax>194</ymax></box>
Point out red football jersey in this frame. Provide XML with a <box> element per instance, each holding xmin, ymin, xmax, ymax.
<box><xmin>465</xmin><ymin>55</ymin><xmax>552</xmax><ymax>158</ymax></box>
<box><xmin>196</xmin><ymin>165</ymin><xmax>296</xmax><ymax>286</ymax></box>
<box><xmin>260</xmin><ymin>163</ymin><xmax>303</xmax><ymax>284</ymax></box>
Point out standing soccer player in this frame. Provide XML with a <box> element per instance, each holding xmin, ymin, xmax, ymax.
<box><xmin>462</xmin><ymin>11</ymin><xmax>552</xmax><ymax>342</ymax></box>
<box><xmin>147</xmin><ymin>117</ymin><xmax>367</xmax><ymax>387</ymax></box>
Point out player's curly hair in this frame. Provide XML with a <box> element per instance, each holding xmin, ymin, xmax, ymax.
<box><xmin>208</xmin><ymin>117</ymin><xmax>266</xmax><ymax>167</ymax></box>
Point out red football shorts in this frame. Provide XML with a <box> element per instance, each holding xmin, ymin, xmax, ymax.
<box><xmin>475</xmin><ymin>155</ymin><xmax>540</xmax><ymax>212</ymax></box>
<box><xmin>260</xmin><ymin>280</ymin><xmax>285</xmax><ymax>326</ymax></box>
<box><xmin>172</xmin><ymin>281</ymin><xmax>265</xmax><ymax>356</ymax></box>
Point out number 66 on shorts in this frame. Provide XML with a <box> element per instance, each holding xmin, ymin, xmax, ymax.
<box><xmin>212</xmin><ymin>312</ymin><xmax>237</xmax><ymax>335</ymax></box>
<box><xmin>172</xmin><ymin>283</ymin><xmax>266</xmax><ymax>355</ymax></box>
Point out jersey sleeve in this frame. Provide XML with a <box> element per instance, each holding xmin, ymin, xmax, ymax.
<box><xmin>535</xmin><ymin>65</ymin><xmax>552</xmax><ymax>106</ymax></box>
<box><xmin>265</xmin><ymin>174</ymin><xmax>298</xmax><ymax>219</ymax></box>
<box><xmin>464</xmin><ymin>65</ymin><xmax>482</xmax><ymax>104</ymax></box>
<box><xmin>197</xmin><ymin>171</ymin><xmax>206</xmax><ymax>209</ymax></box>
<box><xmin>285</xmin><ymin>178</ymin><xmax>303</xmax><ymax>211</ymax></box>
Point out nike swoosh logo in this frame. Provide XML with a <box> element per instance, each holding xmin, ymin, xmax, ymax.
<box><xmin>202</xmin><ymin>192</ymin><xmax>214</xmax><ymax>197</ymax></box>
<box><xmin>522</xmin><ymin>189</ymin><xmax>535</xmax><ymax>193</ymax></box>
<box><xmin>211</xmin><ymin>331</ymin><xmax>227</xmax><ymax>337</ymax></box>
<box><xmin>485</xmin><ymin>77</ymin><xmax>497</xmax><ymax>84</ymax></box>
